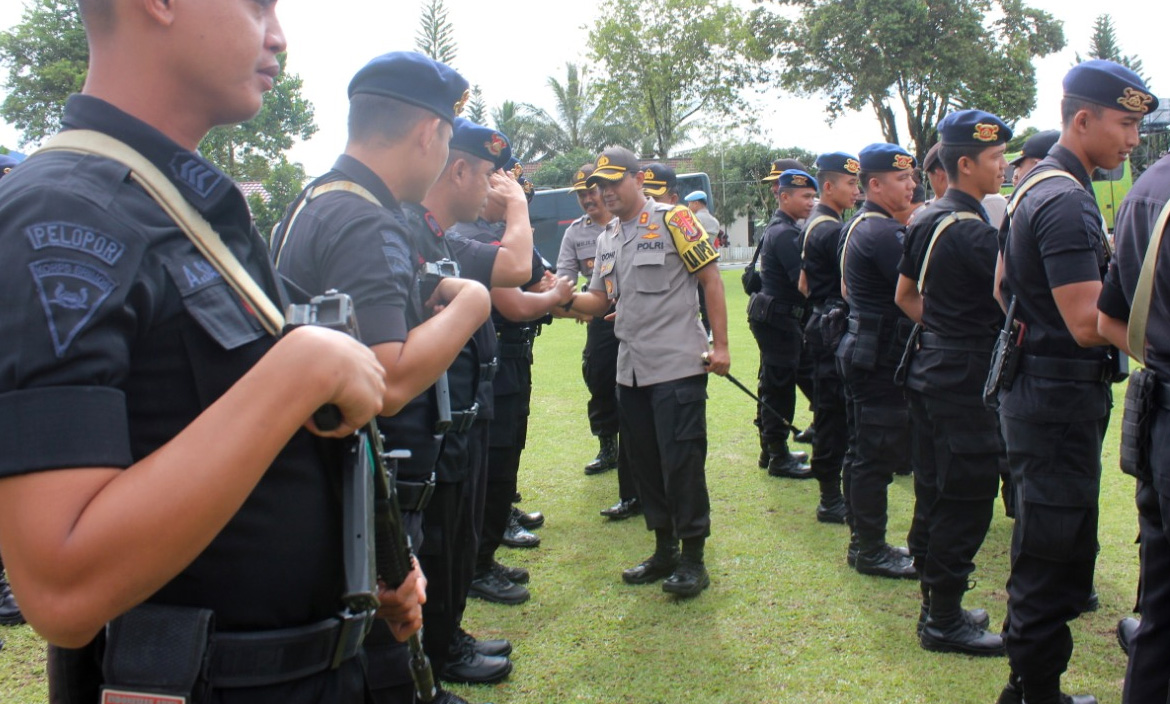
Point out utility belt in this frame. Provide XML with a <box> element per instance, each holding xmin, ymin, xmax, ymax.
<box><xmin>98</xmin><ymin>603</ymin><xmax>372</xmax><ymax>702</ymax></box>
<box><xmin>1018</xmin><ymin>354</ymin><xmax>1120</xmax><ymax>383</ymax></box>
<box><xmin>810</xmin><ymin>298</ymin><xmax>846</xmax><ymax>317</ymax></box>
<box><xmin>844</xmin><ymin>312</ymin><xmax>915</xmax><ymax>370</ymax></box>
<box><xmin>748</xmin><ymin>291</ymin><xmax>806</xmax><ymax>327</ymax></box>
<box><xmin>917</xmin><ymin>331</ymin><xmax>996</xmax><ymax>353</ymax></box>
<box><xmin>497</xmin><ymin>327</ymin><xmax>536</xmax><ymax>361</ymax></box>
<box><xmin>396</xmin><ymin>474</ymin><xmax>436</xmax><ymax>512</ymax></box>
<box><xmin>497</xmin><ymin>341</ymin><xmax>533</xmax><ymax>360</ymax></box>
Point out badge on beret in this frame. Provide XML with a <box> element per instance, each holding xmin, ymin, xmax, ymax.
<box><xmin>598</xmin><ymin>156</ymin><xmax>610</xmax><ymax>167</ymax></box>
<box><xmin>454</xmin><ymin>89</ymin><xmax>470</xmax><ymax>116</ymax></box>
<box><xmin>511</xmin><ymin>162</ymin><xmax>524</xmax><ymax>178</ymax></box>
<box><xmin>973</xmin><ymin>123</ymin><xmax>1000</xmax><ymax>142</ymax></box>
<box><xmin>844</xmin><ymin>158</ymin><xmax>861</xmax><ymax>174</ymax></box>
<box><xmin>486</xmin><ymin>134</ymin><xmax>507</xmax><ymax>157</ymax></box>
<box><xmin>638</xmin><ymin>212</ymin><xmax>649</xmax><ymax>225</ymax></box>
<box><xmin>893</xmin><ymin>154</ymin><xmax>914</xmax><ymax>170</ymax></box>
<box><xmin>791</xmin><ymin>175</ymin><xmax>808</xmax><ymax>186</ymax></box>
<box><xmin>1118</xmin><ymin>87</ymin><xmax>1154</xmax><ymax>113</ymax></box>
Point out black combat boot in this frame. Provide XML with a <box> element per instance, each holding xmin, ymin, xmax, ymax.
<box><xmin>816</xmin><ymin>479</ymin><xmax>847</xmax><ymax>523</ymax></box>
<box><xmin>919</xmin><ymin>588</ymin><xmax>1004</xmax><ymax>656</ymax></box>
<box><xmin>855</xmin><ymin>540</ymin><xmax>916</xmax><ymax>579</ymax></box>
<box><xmin>662</xmin><ymin>537</ymin><xmax>710</xmax><ymax>597</ymax></box>
<box><xmin>916</xmin><ymin>583</ymin><xmax>989</xmax><ymax>635</ymax></box>
<box><xmin>584</xmin><ymin>434</ymin><xmax>618</xmax><ymax>475</ymax></box>
<box><xmin>766</xmin><ymin>442</ymin><xmax>812</xmax><ymax>479</ymax></box>
<box><xmin>0</xmin><ymin>559</ymin><xmax>23</xmax><ymax>626</ymax></box>
<box><xmin>1117</xmin><ymin>617</ymin><xmax>1139</xmax><ymax>655</ymax></box>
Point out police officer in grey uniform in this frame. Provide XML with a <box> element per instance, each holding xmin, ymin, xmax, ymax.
<box><xmin>994</xmin><ymin>60</ymin><xmax>1152</xmax><ymax>704</ymax></box>
<box><xmin>837</xmin><ymin>143</ymin><xmax>918</xmax><ymax>580</ymax></box>
<box><xmin>570</xmin><ymin>147</ymin><xmax>730</xmax><ymax>597</ymax></box>
<box><xmin>896</xmin><ymin>109</ymin><xmax>1013</xmax><ymax>657</ymax></box>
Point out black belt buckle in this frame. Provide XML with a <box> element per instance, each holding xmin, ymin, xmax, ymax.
<box><xmin>331</xmin><ymin>608</ymin><xmax>375</xmax><ymax>670</ymax></box>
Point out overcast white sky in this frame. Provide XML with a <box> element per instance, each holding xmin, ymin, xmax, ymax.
<box><xmin>0</xmin><ymin>0</ymin><xmax>1163</xmax><ymax>176</ymax></box>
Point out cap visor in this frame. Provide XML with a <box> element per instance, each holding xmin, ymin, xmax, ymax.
<box><xmin>643</xmin><ymin>184</ymin><xmax>667</xmax><ymax>196</ymax></box>
<box><xmin>586</xmin><ymin>170</ymin><xmax>626</xmax><ymax>187</ymax></box>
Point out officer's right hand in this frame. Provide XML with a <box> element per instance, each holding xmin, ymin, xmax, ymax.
<box><xmin>281</xmin><ymin>326</ymin><xmax>386</xmax><ymax>438</ymax></box>
<box><xmin>487</xmin><ymin>170</ymin><xmax>526</xmax><ymax>210</ymax></box>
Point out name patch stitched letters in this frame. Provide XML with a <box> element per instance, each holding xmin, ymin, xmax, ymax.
<box><xmin>25</xmin><ymin>222</ymin><xmax>126</xmax><ymax>265</ymax></box>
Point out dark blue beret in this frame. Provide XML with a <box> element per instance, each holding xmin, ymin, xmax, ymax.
<box><xmin>1010</xmin><ymin>129</ymin><xmax>1060</xmax><ymax>166</ymax></box>
<box><xmin>348</xmin><ymin>51</ymin><xmax>470</xmax><ymax>124</ymax></box>
<box><xmin>778</xmin><ymin>169</ymin><xmax>818</xmax><ymax>190</ymax></box>
<box><xmin>814</xmin><ymin>152</ymin><xmax>860</xmax><ymax>176</ymax></box>
<box><xmin>642</xmin><ymin>163</ymin><xmax>677</xmax><ymax>196</ymax></box>
<box><xmin>450</xmin><ymin>118</ymin><xmax>511</xmax><ymax>169</ymax></box>
<box><xmin>1064</xmin><ymin>59</ymin><xmax>1159</xmax><ymax>115</ymax></box>
<box><xmin>505</xmin><ymin>157</ymin><xmax>525</xmax><ymax>179</ymax></box>
<box><xmin>938</xmin><ymin>109</ymin><xmax>1013</xmax><ymax>147</ymax></box>
<box><xmin>859</xmin><ymin>143</ymin><xmax>916</xmax><ymax>172</ymax></box>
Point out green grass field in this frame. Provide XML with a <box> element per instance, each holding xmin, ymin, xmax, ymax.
<box><xmin>0</xmin><ymin>269</ymin><xmax>1140</xmax><ymax>703</ymax></box>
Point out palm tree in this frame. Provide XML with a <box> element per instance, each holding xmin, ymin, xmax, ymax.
<box><xmin>491</xmin><ymin>100</ymin><xmax>548</xmax><ymax>163</ymax></box>
<box><xmin>530</xmin><ymin>63</ymin><xmax>638</xmax><ymax>156</ymax></box>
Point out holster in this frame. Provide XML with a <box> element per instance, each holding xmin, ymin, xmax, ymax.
<box><xmin>818</xmin><ymin>301</ymin><xmax>849</xmax><ymax>351</ymax></box>
<box><xmin>1120</xmin><ymin>367</ymin><xmax>1157</xmax><ymax>482</ymax></box>
<box><xmin>747</xmin><ymin>291</ymin><xmax>773</xmax><ymax>323</ymax></box>
<box><xmin>741</xmin><ymin>265</ymin><xmax>762</xmax><ymax>295</ymax></box>
<box><xmin>983</xmin><ymin>319</ymin><xmax>1024</xmax><ymax>409</ymax></box>
<box><xmin>892</xmin><ymin>324</ymin><xmax>922</xmax><ymax>387</ymax></box>
<box><xmin>847</xmin><ymin>313</ymin><xmax>883</xmax><ymax>371</ymax></box>
<box><xmin>100</xmin><ymin>604</ymin><xmax>214</xmax><ymax>704</ymax></box>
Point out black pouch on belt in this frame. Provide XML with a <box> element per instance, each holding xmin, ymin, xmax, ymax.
<box><xmin>850</xmin><ymin>313</ymin><xmax>882</xmax><ymax>371</ymax></box>
<box><xmin>1120</xmin><ymin>367</ymin><xmax>1156</xmax><ymax>483</ymax></box>
<box><xmin>747</xmin><ymin>292</ymin><xmax>774</xmax><ymax>323</ymax></box>
<box><xmin>101</xmin><ymin>603</ymin><xmax>214</xmax><ymax>704</ymax></box>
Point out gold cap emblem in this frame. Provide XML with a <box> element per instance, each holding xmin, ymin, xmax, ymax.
<box><xmin>844</xmin><ymin>158</ymin><xmax>861</xmax><ymax>174</ymax></box>
<box><xmin>453</xmin><ymin>89</ymin><xmax>470</xmax><ymax>116</ymax></box>
<box><xmin>973</xmin><ymin>123</ymin><xmax>1000</xmax><ymax>142</ymax></box>
<box><xmin>1118</xmin><ymin>87</ymin><xmax>1154</xmax><ymax>113</ymax></box>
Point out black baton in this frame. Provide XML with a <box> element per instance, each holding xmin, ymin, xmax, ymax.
<box><xmin>703</xmin><ymin>353</ymin><xmax>804</xmax><ymax>435</ymax></box>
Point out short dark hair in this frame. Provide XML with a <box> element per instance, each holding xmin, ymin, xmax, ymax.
<box><xmin>1061</xmin><ymin>97</ymin><xmax>1105</xmax><ymax>128</ymax></box>
<box><xmin>939</xmin><ymin>144</ymin><xmax>988</xmax><ymax>181</ymax></box>
<box><xmin>348</xmin><ymin>94</ymin><xmax>436</xmax><ymax>144</ymax></box>
<box><xmin>858</xmin><ymin>171</ymin><xmax>875</xmax><ymax>193</ymax></box>
<box><xmin>820</xmin><ymin>171</ymin><xmax>853</xmax><ymax>189</ymax></box>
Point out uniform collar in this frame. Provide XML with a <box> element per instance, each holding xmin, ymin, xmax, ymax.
<box><xmin>812</xmin><ymin>203</ymin><xmax>842</xmax><ymax>221</ymax></box>
<box><xmin>861</xmin><ymin>200</ymin><xmax>894</xmax><ymax>218</ymax></box>
<box><xmin>329</xmin><ymin>154</ymin><xmax>402</xmax><ymax>211</ymax></box>
<box><xmin>1041</xmin><ymin>144</ymin><xmax>1093</xmax><ymax>189</ymax></box>
<box><xmin>936</xmin><ymin>188</ymin><xmax>987</xmax><ymax>218</ymax></box>
<box><xmin>61</xmin><ymin>94</ymin><xmax>238</xmax><ymax>213</ymax></box>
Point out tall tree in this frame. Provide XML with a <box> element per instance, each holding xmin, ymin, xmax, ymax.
<box><xmin>760</xmin><ymin>0</ymin><xmax>1065</xmax><ymax>161</ymax></box>
<box><xmin>587</xmin><ymin>0</ymin><xmax>770</xmax><ymax>159</ymax></box>
<box><xmin>1076</xmin><ymin>14</ymin><xmax>1149</xmax><ymax>89</ymax></box>
<box><xmin>465</xmin><ymin>85</ymin><xmax>487</xmax><ymax>125</ymax></box>
<box><xmin>491</xmin><ymin>100</ymin><xmax>547</xmax><ymax>163</ymax></box>
<box><xmin>529</xmin><ymin>147</ymin><xmax>597</xmax><ymax>188</ymax></box>
<box><xmin>528</xmin><ymin>63</ymin><xmax>637</xmax><ymax>156</ymax></box>
<box><xmin>414</xmin><ymin>0</ymin><xmax>457</xmax><ymax>66</ymax></box>
<box><xmin>0</xmin><ymin>0</ymin><xmax>317</xmax><ymax>236</ymax></box>
<box><xmin>0</xmin><ymin>0</ymin><xmax>87</xmax><ymax>144</ymax></box>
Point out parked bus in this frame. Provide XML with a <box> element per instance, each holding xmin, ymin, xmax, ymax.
<box><xmin>1002</xmin><ymin>153</ymin><xmax>1132</xmax><ymax>231</ymax></box>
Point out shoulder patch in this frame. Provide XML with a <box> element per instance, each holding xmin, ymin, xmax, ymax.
<box><xmin>668</xmin><ymin>209</ymin><xmax>704</xmax><ymax>242</ymax></box>
<box><xmin>424</xmin><ymin>211</ymin><xmax>444</xmax><ymax>238</ymax></box>
<box><xmin>169</xmin><ymin>153</ymin><xmax>222</xmax><ymax>199</ymax></box>
<box><xmin>30</xmin><ymin>259</ymin><xmax>118</xmax><ymax>358</ymax></box>
<box><xmin>24</xmin><ymin>222</ymin><xmax>126</xmax><ymax>265</ymax></box>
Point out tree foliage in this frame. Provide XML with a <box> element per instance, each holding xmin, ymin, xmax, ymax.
<box><xmin>690</xmin><ymin>142</ymin><xmax>817</xmax><ymax>227</ymax></box>
<box><xmin>465</xmin><ymin>85</ymin><xmax>487</xmax><ymax>125</ymax></box>
<box><xmin>414</xmin><ymin>0</ymin><xmax>457</xmax><ymax>66</ymax></box>
<box><xmin>1076</xmin><ymin>14</ymin><xmax>1149</xmax><ymax>89</ymax></box>
<box><xmin>530</xmin><ymin>147</ymin><xmax>597</xmax><ymax>188</ymax></box>
<box><xmin>760</xmin><ymin>0</ymin><xmax>1065</xmax><ymax>161</ymax></box>
<box><xmin>0</xmin><ymin>0</ymin><xmax>87</xmax><ymax>145</ymax></box>
<box><xmin>491</xmin><ymin>100</ymin><xmax>547</xmax><ymax>163</ymax></box>
<box><xmin>587</xmin><ymin>0</ymin><xmax>770</xmax><ymax>159</ymax></box>
<box><xmin>528</xmin><ymin>63</ymin><xmax>638</xmax><ymax>157</ymax></box>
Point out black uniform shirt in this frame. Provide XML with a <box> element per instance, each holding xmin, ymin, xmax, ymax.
<box><xmin>759</xmin><ymin>209</ymin><xmax>805</xmax><ymax>304</ymax></box>
<box><xmin>274</xmin><ymin>155</ymin><xmax>440</xmax><ymax>479</ymax></box>
<box><xmin>453</xmin><ymin>219</ymin><xmax>545</xmax><ymax>398</ymax></box>
<box><xmin>801</xmin><ymin>203</ymin><xmax>844</xmax><ymax>304</ymax></box>
<box><xmin>1099</xmin><ymin>152</ymin><xmax>1170</xmax><ymax>376</ymax></box>
<box><xmin>839</xmin><ymin>201</ymin><xmax>906</xmax><ymax>319</ymax></box>
<box><xmin>403</xmin><ymin>203</ymin><xmax>498</xmax><ymax>424</ymax></box>
<box><xmin>900</xmin><ymin>189</ymin><xmax>1003</xmax><ymax>339</ymax></box>
<box><xmin>999</xmin><ymin>144</ymin><xmax>1111</xmax><ymax>421</ymax></box>
<box><xmin>900</xmin><ymin>189</ymin><xmax>1004</xmax><ymax>401</ymax></box>
<box><xmin>0</xmin><ymin>95</ymin><xmax>345</xmax><ymax>631</ymax></box>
